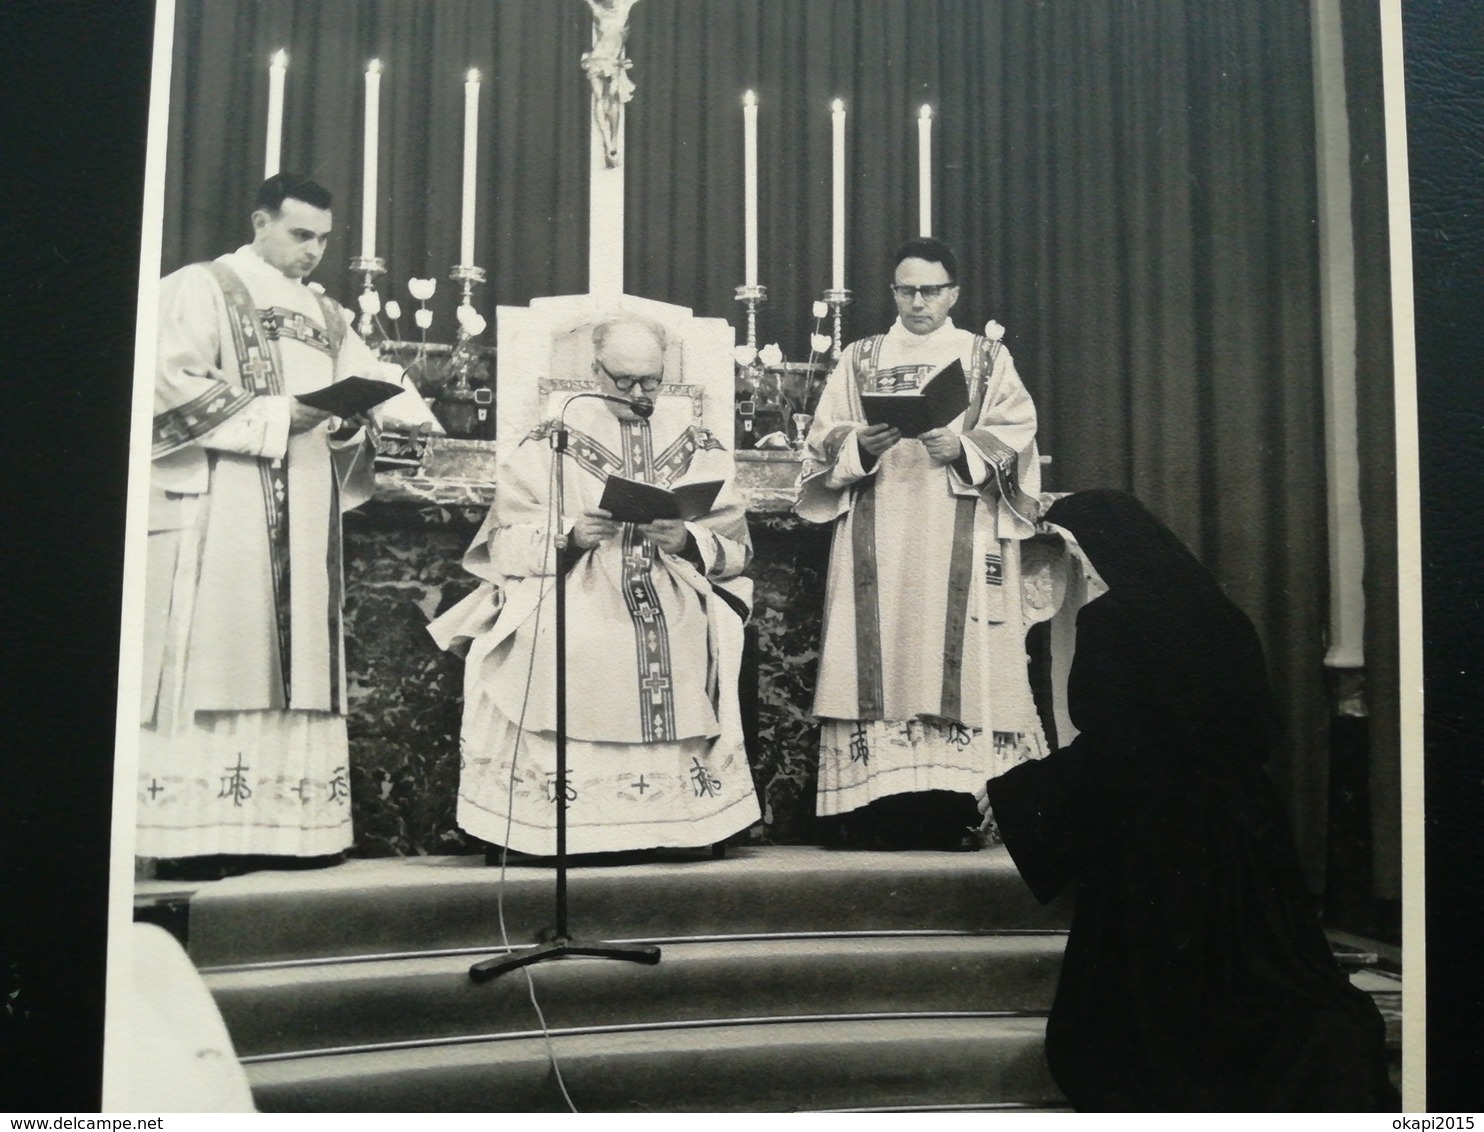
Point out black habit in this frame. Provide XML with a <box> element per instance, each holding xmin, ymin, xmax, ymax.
<box><xmin>986</xmin><ymin>490</ymin><xmax>1396</xmax><ymax>1111</ymax></box>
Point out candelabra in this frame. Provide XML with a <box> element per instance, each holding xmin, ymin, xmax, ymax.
<box><xmin>733</xmin><ymin>283</ymin><xmax>767</xmax><ymax>350</ymax></box>
<box><xmin>350</xmin><ymin>255</ymin><xmax>386</xmax><ymax>337</ymax></box>
<box><xmin>822</xmin><ymin>288</ymin><xmax>851</xmax><ymax>361</ymax></box>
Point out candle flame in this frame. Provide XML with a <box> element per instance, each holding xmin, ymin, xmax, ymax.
<box><xmin>368</xmin><ymin>58</ymin><xmax>382</xmax><ymax>74</ymax></box>
<box><xmin>270</xmin><ymin>49</ymin><xmax>288</xmax><ymax>68</ymax></box>
<box><xmin>467</xmin><ymin>68</ymin><xmax>481</xmax><ymax>84</ymax></box>
<box><xmin>831</xmin><ymin>98</ymin><xmax>845</xmax><ymax>113</ymax></box>
<box><xmin>743</xmin><ymin>90</ymin><xmax>757</xmax><ymax>107</ymax></box>
<box><xmin>920</xmin><ymin>104</ymin><xmax>932</xmax><ymax>119</ymax></box>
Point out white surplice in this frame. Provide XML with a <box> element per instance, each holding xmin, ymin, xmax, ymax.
<box><xmin>429</xmin><ymin>399</ymin><xmax>760</xmax><ymax>854</ymax></box>
<box><xmin>797</xmin><ymin>318</ymin><xmax>1048</xmax><ymax>816</ymax></box>
<box><xmin>136</xmin><ymin>247</ymin><xmax>379</xmax><ymax>858</ymax></box>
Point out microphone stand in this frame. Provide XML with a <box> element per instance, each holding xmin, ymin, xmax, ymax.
<box><xmin>470</xmin><ymin>394</ymin><xmax>661</xmax><ymax>983</ymax></box>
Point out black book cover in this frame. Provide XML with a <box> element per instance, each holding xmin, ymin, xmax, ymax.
<box><xmin>860</xmin><ymin>357</ymin><xmax>971</xmax><ymax>435</ymax></box>
<box><xmin>296</xmin><ymin>376</ymin><xmax>405</xmax><ymax>416</ymax></box>
<box><xmin>598</xmin><ymin>476</ymin><xmax>724</xmax><ymax>523</ymax></box>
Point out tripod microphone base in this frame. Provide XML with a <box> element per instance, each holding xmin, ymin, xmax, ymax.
<box><xmin>469</xmin><ymin>938</ymin><xmax>662</xmax><ymax>984</ymax></box>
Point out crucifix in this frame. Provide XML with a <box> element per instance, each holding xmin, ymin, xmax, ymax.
<box><xmin>583</xmin><ymin>0</ymin><xmax>640</xmax><ymax>295</ymax></box>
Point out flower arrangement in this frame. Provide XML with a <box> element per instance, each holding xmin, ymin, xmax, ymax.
<box><xmin>353</xmin><ymin>276</ymin><xmax>495</xmax><ymax>439</ymax></box>
<box><xmin>731</xmin><ymin>301</ymin><xmax>836</xmax><ymax>450</ymax></box>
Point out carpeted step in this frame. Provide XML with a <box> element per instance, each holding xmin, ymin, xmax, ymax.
<box><xmin>208</xmin><ymin>934</ymin><xmax>1065</xmax><ymax>1058</ymax></box>
<box><xmin>244</xmin><ymin>1014</ymin><xmax>1064</xmax><ymax>1112</ymax></box>
<box><xmin>188</xmin><ymin>847</ymin><xmax>1070</xmax><ymax>967</ymax></box>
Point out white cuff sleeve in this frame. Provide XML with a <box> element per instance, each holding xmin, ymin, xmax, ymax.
<box><xmin>198</xmin><ymin>396</ymin><xmax>291</xmax><ymax>461</ymax></box>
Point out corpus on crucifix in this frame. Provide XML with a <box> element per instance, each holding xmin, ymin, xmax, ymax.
<box><xmin>582</xmin><ymin>0</ymin><xmax>640</xmax><ymax>168</ymax></box>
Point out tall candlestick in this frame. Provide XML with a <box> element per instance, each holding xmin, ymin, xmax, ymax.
<box><xmin>918</xmin><ymin>104</ymin><xmax>932</xmax><ymax>237</ymax></box>
<box><xmin>743</xmin><ymin>90</ymin><xmax>759</xmax><ymax>287</ymax></box>
<box><xmin>361</xmin><ymin>59</ymin><xmax>382</xmax><ymax>258</ymax></box>
<box><xmin>265</xmin><ymin>50</ymin><xmax>287</xmax><ymax>179</ymax></box>
<box><xmin>460</xmin><ymin>68</ymin><xmax>481</xmax><ymax>267</ymax></box>
<box><xmin>831</xmin><ymin>99</ymin><xmax>846</xmax><ymax>291</ymax></box>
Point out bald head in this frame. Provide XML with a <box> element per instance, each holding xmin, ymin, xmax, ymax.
<box><xmin>593</xmin><ymin>319</ymin><xmax>665</xmax><ymax>373</ymax></box>
<box><xmin>591</xmin><ymin>319</ymin><xmax>666</xmax><ymax>420</ymax></box>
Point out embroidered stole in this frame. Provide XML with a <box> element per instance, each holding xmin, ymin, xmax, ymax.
<box><xmin>561</xmin><ymin>419</ymin><xmax>704</xmax><ymax>741</ymax></box>
<box><xmin>203</xmin><ymin>262</ymin><xmax>346</xmax><ymax>708</ymax></box>
<box><xmin>847</xmin><ymin>334</ymin><xmax>999</xmax><ymax>722</ymax></box>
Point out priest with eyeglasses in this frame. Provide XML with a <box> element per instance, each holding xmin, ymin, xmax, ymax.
<box><xmin>797</xmin><ymin>237</ymin><xmax>1046</xmax><ymax>851</ymax></box>
<box><xmin>430</xmin><ymin>317</ymin><xmax>759</xmax><ymax>861</ymax></box>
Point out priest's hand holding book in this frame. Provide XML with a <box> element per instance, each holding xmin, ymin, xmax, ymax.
<box><xmin>571</xmin><ymin>508</ymin><xmax>690</xmax><ymax>557</ymax></box>
<box><xmin>919</xmin><ymin>427</ymin><xmax>964</xmax><ymax>466</ymax></box>
<box><xmin>288</xmin><ymin>399</ymin><xmax>335</xmax><ymax>434</ymax></box>
<box><xmin>571</xmin><ymin>509</ymin><xmax>621</xmax><ymax>549</ymax></box>
<box><xmin>857</xmin><ymin>423</ymin><xmax>902</xmax><ymax>457</ymax></box>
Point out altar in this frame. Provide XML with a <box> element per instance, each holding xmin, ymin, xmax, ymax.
<box><xmin>341</xmin><ymin>443</ymin><xmax>834</xmax><ymax>855</ymax></box>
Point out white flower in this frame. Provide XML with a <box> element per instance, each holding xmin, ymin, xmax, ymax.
<box><xmin>759</xmin><ymin>342</ymin><xmax>784</xmax><ymax>368</ymax></box>
<box><xmin>414</xmin><ymin>308</ymin><xmax>433</xmax><ymax>330</ymax></box>
<box><xmin>984</xmin><ymin>319</ymin><xmax>1006</xmax><ymax>341</ymax></box>
<box><xmin>384</xmin><ymin>300</ymin><xmax>402</xmax><ymax>321</ymax></box>
<box><xmin>408</xmin><ymin>277</ymin><xmax>436</xmax><ymax>301</ymax></box>
<box><xmin>455</xmin><ymin>303</ymin><xmax>480</xmax><ymax>332</ymax></box>
<box><xmin>357</xmin><ymin>291</ymin><xmax>382</xmax><ymax>316</ymax></box>
<box><xmin>732</xmin><ymin>344</ymin><xmax>758</xmax><ymax>367</ymax></box>
<box><xmin>459</xmin><ymin>311</ymin><xmax>487</xmax><ymax>338</ymax></box>
<box><xmin>810</xmin><ymin>332</ymin><xmax>832</xmax><ymax>355</ymax></box>
<box><xmin>306</xmin><ymin>281</ymin><xmax>326</xmax><ymax>295</ymax></box>
<box><xmin>811</xmin><ymin>300</ymin><xmax>829</xmax><ymax>320</ymax></box>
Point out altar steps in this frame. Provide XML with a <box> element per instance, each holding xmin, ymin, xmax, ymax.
<box><xmin>241</xmin><ymin>1014</ymin><xmax>1063</xmax><ymax>1113</ymax></box>
<box><xmin>167</xmin><ymin>847</ymin><xmax>1399</xmax><ymax>1112</ymax></box>
<box><xmin>183</xmin><ymin>847</ymin><xmax>1071</xmax><ymax>1111</ymax></box>
<box><xmin>208</xmin><ymin>934</ymin><xmax>1064</xmax><ymax>1058</ymax></box>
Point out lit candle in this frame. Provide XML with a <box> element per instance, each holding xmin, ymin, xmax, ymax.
<box><xmin>743</xmin><ymin>90</ymin><xmax>759</xmax><ymax>287</ymax></box>
<box><xmin>831</xmin><ymin>98</ymin><xmax>845</xmax><ymax>291</ymax></box>
<box><xmin>460</xmin><ymin>68</ymin><xmax>481</xmax><ymax>266</ymax></box>
<box><xmin>361</xmin><ymin>59</ymin><xmax>382</xmax><ymax>258</ymax></box>
<box><xmin>265</xmin><ymin>50</ymin><xmax>287</xmax><ymax>179</ymax></box>
<box><xmin>918</xmin><ymin>104</ymin><xmax>932</xmax><ymax>238</ymax></box>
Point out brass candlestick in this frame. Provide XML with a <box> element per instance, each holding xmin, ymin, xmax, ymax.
<box><xmin>733</xmin><ymin>283</ymin><xmax>767</xmax><ymax>349</ymax></box>
<box><xmin>823</xmin><ymin>288</ymin><xmax>851</xmax><ymax>360</ymax></box>
<box><xmin>450</xmin><ymin>263</ymin><xmax>487</xmax><ymax>311</ymax></box>
<box><xmin>350</xmin><ymin>255</ymin><xmax>386</xmax><ymax>336</ymax></box>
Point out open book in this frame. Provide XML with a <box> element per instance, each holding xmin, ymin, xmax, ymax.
<box><xmin>860</xmin><ymin>357</ymin><xmax>970</xmax><ymax>435</ymax></box>
<box><xmin>296</xmin><ymin>376</ymin><xmax>406</xmax><ymax>417</ymax></box>
<box><xmin>597</xmin><ymin>476</ymin><xmax>725</xmax><ymax>523</ymax></box>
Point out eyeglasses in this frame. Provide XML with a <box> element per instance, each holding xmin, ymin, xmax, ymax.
<box><xmin>890</xmin><ymin>283</ymin><xmax>956</xmax><ymax>301</ymax></box>
<box><xmin>594</xmin><ymin>359</ymin><xmax>663</xmax><ymax>393</ymax></box>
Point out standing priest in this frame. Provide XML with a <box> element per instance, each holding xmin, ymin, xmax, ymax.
<box><xmin>429</xmin><ymin>318</ymin><xmax>760</xmax><ymax>860</ymax></box>
<box><xmin>138</xmin><ymin>174</ymin><xmax>389</xmax><ymax>876</ymax></box>
<box><xmin>797</xmin><ymin>238</ymin><xmax>1046</xmax><ymax>850</ymax></box>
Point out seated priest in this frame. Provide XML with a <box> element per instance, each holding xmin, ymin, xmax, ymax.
<box><xmin>429</xmin><ymin>317</ymin><xmax>760</xmax><ymax>861</ymax></box>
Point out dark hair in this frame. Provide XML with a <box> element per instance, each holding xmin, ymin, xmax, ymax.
<box><xmin>893</xmin><ymin>237</ymin><xmax>958</xmax><ymax>283</ymax></box>
<box><xmin>255</xmin><ymin>173</ymin><xmax>333</xmax><ymax>213</ymax></box>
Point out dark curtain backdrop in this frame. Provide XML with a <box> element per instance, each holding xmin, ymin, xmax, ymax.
<box><xmin>161</xmin><ymin>0</ymin><xmax>1357</xmax><ymax>887</ymax></box>
<box><xmin>164</xmin><ymin>1</ymin><xmax>594</xmax><ymax>311</ymax></box>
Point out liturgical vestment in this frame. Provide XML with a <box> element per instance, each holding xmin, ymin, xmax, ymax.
<box><xmin>798</xmin><ymin>318</ymin><xmax>1047</xmax><ymax>817</ymax></box>
<box><xmin>137</xmin><ymin>246</ymin><xmax>379</xmax><ymax>858</ymax></box>
<box><xmin>429</xmin><ymin>398</ymin><xmax>760</xmax><ymax>855</ymax></box>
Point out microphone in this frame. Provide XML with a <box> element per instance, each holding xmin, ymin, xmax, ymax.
<box><xmin>562</xmin><ymin>391</ymin><xmax>654</xmax><ymax>419</ymax></box>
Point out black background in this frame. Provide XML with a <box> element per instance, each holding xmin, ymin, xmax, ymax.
<box><xmin>2</xmin><ymin>0</ymin><xmax>1479</xmax><ymax>1112</ymax></box>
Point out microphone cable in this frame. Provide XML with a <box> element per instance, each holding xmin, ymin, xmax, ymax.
<box><xmin>485</xmin><ymin>393</ymin><xmax>654</xmax><ymax>1110</ymax></box>
<box><xmin>487</xmin><ymin>424</ymin><xmax>579</xmax><ymax>1111</ymax></box>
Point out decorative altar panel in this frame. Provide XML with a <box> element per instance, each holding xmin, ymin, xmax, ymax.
<box><xmin>495</xmin><ymin>293</ymin><xmax>736</xmax><ymax>443</ymax></box>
